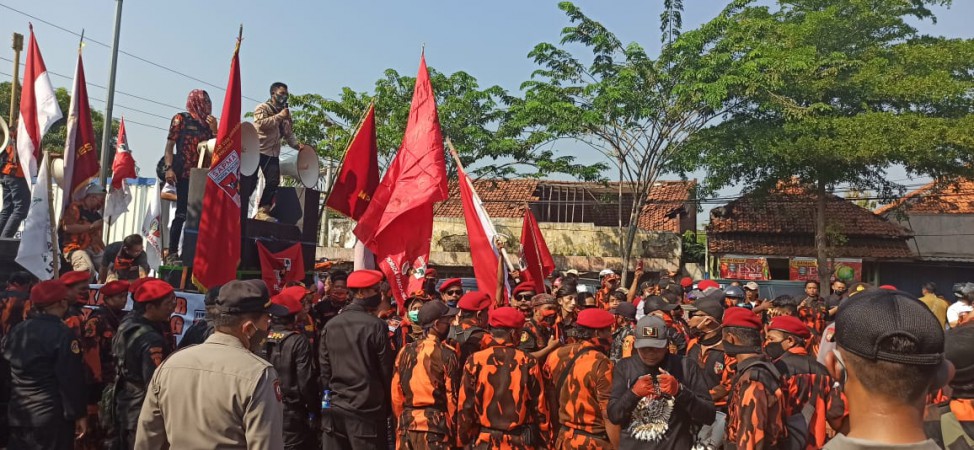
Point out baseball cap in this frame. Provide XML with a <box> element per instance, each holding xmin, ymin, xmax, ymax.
<box><xmin>744</xmin><ymin>281</ymin><xmax>759</xmax><ymax>291</ymax></box>
<box><xmin>418</xmin><ymin>301</ymin><xmax>459</xmax><ymax>328</ymax></box>
<box><xmin>946</xmin><ymin>325</ymin><xmax>974</xmax><ymax>385</ymax></box>
<box><xmin>835</xmin><ymin>289</ymin><xmax>944</xmax><ymax>366</ymax></box>
<box><xmin>694</xmin><ymin>290</ymin><xmax>725</xmax><ymax>322</ymax></box>
<box><xmin>599</xmin><ymin>269</ymin><xmax>615</xmax><ymax>277</ymax></box>
<box><xmin>611</xmin><ymin>302</ymin><xmax>637</xmax><ymax>321</ymax></box>
<box><xmin>216</xmin><ymin>280</ymin><xmax>289</xmax><ymax>317</ymax></box>
<box><xmin>84</xmin><ymin>183</ymin><xmax>107</xmax><ymax>196</ymax></box>
<box><xmin>643</xmin><ymin>296</ymin><xmax>678</xmax><ymax>315</ymax></box>
<box><xmin>634</xmin><ymin>315</ymin><xmax>668</xmax><ymax>349</ymax></box>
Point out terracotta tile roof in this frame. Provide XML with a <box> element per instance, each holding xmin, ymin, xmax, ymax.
<box><xmin>707</xmin><ymin>183</ymin><xmax>913</xmax><ymax>259</ymax></box>
<box><xmin>433</xmin><ymin>179</ymin><xmax>695</xmax><ymax>232</ymax></box>
<box><xmin>875</xmin><ymin>179</ymin><xmax>974</xmax><ymax>215</ymax></box>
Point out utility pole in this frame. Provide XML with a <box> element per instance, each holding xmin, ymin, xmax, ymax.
<box><xmin>8</xmin><ymin>33</ymin><xmax>23</xmax><ymax>125</ymax></box>
<box><xmin>98</xmin><ymin>0</ymin><xmax>123</xmax><ymax>188</ymax></box>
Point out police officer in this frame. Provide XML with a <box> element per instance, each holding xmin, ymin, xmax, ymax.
<box><xmin>135</xmin><ymin>279</ymin><xmax>287</xmax><ymax>448</ymax></box>
<box><xmin>452</xmin><ymin>292</ymin><xmax>492</xmax><ymax>365</ymax></box>
<box><xmin>608</xmin><ymin>315</ymin><xmax>716</xmax><ymax>449</ymax></box>
<box><xmin>2</xmin><ymin>279</ymin><xmax>86</xmax><ymax>449</ymax></box>
<box><xmin>113</xmin><ymin>279</ymin><xmax>175</xmax><ymax>449</ymax></box>
<box><xmin>319</xmin><ymin>269</ymin><xmax>395</xmax><ymax>450</ymax></box>
<box><xmin>544</xmin><ymin>308</ymin><xmax>621</xmax><ymax>448</ymax></box>
<box><xmin>177</xmin><ymin>284</ymin><xmax>221</xmax><ymax>349</ymax></box>
<box><xmin>79</xmin><ymin>280</ymin><xmax>129</xmax><ymax>449</ymax></box>
<box><xmin>391</xmin><ymin>300</ymin><xmax>461</xmax><ymax>449</ymax></box>
<box><xmin>458</xmin><ymin>307</ymin><xmax>551</xmax><ymax>449</ymax></box>
<box><xmin>263</xmin><ymin>286</ymin><xmax>320</xmax><ymax>450</ymax></box>
<box><xmin>519</xmin><ymin>294</ymin><xmax>560</xmax><ymax>361</ymax></box>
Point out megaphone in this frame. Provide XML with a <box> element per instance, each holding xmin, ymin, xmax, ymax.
<box><xmin>281</xmin><ymin>145</ymin><xmax>320</xmax><ymax>188</ymax></box>
<box><xmin>195</xmin><ymin>122</ymin><xmax>260</xmax><ymax>176</ymax></box>
<box><xmin>0</xmin><ymin>116</ymin><xmax>9</xmax><ymax>153</ymax></box>
<box><xmin>51</xmin><ymin>157</ymin><xmax>65</xmax><ymax>187</ymax></box>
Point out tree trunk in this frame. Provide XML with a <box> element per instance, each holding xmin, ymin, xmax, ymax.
<box><xmin>621</xmin><ymin>203</ymin><xmax>641</xmax><ymax>287</ymax></box>
<box><xmin>815</xmin><ymin>178</ymin><xmax>829</xmax><ymax>295</ymax></box>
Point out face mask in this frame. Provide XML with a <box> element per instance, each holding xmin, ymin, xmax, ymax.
<box><xmin>764</xmin><ymin>341</ymin><xmax>786</xmax><ymax>361</ymax></box>
<box><xmin>407</xmin><ymin>310</ymin><xmax>420</xmax><ymax>323</ymax></box>
<box><xmin>274</xmin><ymin>93</ymin><xmax>288</xmax><ymax>107</ymax></box>
<box><xmin>248</xmin><ymin>325</ymin><xmax>269</xmax><ymax>353</ymax></box>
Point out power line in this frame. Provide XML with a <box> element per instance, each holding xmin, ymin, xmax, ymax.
<box><xmin>0</xmin><ymin>2</ymin><xmax>264</xmax><ymax>103</ymax></box>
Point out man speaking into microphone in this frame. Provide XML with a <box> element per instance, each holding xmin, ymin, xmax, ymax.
<box><xmin>241</xmin><ymin>82</ymin><xmax>312</xmax><ymax>222</ymax></box>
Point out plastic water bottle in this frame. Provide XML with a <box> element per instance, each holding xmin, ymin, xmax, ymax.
<box><xmin>321</xmin><ymin>390</ymin><xmax>332</xmax><ymax>410</ymax></box>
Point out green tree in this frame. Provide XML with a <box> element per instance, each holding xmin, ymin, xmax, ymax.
<box><xmin>509</xmin><ymin>1</ymin><xmax>744</xmax><ymax>283</ymax></box>
<box><xmin>287</xmin><ymin>67</ymin><xmax>601</xmax><ymax>180</ymax></box>
<box><xmin>685</xmin><ymin>0</ymin><xmax>974</xmax><ymax>289</ymax></box>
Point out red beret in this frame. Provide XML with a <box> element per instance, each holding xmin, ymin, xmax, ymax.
<box><xmin>424</xmin><ymin>268</ymin><xmax>438</xmax><ymax>278</ymax></box>
<box><xmin>513</xmin><ymin>282</ymin><xmax>536</xmax><ymax>296</ymax></box>
<box><xmin>458</xmin><ymin>292</ymin><xmax>492</xmax><ymax>311</ymax></box>
<box><xmin>134</xmin><ymin>280</ymin><xmax>175</xmax><ymax>303</ymax></box>
<box><xmin>100</xmin><ymin>280</ymin><xmax>130</xmax><ymax>297</ymax></box>
<box><xmin>698</xmin><ymin>280</ymin><xmax>720</xmax><ymax>291</ymax></box>
<box><xmin>680</xmin><ymin>277</ymin><xmax>694</xmax><ymax>288</ymax></box>
<box><xmin>768</xmin><ymin>315</ymin><xmax>811</xmax><ymax>340</ymax></box>
<box><xmin>61</xmin><ymin>271</ymin><xmax>90</xmax><ymax>287</ymax></box>
<box><xmin>272</xmin><ymin>286</ymin><xmax>306</xmax><ymax>315</ymax></box>
<box><xmin>439</xmin><ymin>278</ymin><xmax>462</xmax><ymax>292</ymax></box>
<box><xmin>489</xmin><ymin>306</ymin><xmax>525</xmax><ymax>329</ymax></box>
<box><xmin>347</xmin><ymin>270</ymin><xmax>383</xmax><ymax>289</ymax></box>
<box><xmin>879</xmin><ymin>284</ymin><xmax>897</xmax><ymax>291</ymax></box>
<box><xmin>722</xmin><ymin>306</ymin><xmax>762</xmax><ymax>329</ymax></box>
<box><xmin>129</xmin><ymin>277</ymin><xmax>152</xmax><ymax>294</ymax></box>
<box><xmin>577</xmin><ymin>308</ymin><xmax>615</xmax><ymax>329</ymax></box>
<box><xmin>31</xmin><ymin>280</ymin><xmax>68</xmax><ymax>306</ymax></box>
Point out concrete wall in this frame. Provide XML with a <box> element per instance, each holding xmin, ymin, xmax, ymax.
<box><xmin>889</xmin><ymin>214</ymin><xmax>974</xmax><ymax>260</ymax></box>
<box><xmin>319</xmin><ymin>216</ymin><xmax>682</xmax><ymax>272</ymax></box>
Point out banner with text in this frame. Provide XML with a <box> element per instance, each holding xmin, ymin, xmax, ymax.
<box><xmin>789</xmin><ymin>258</ymin><xmax>863</xmax><ymax>283</ymax></box>
<box><xmin>718</xmin><ymin>255</ymin><xmax>770</xmax><ymax>281</ymax></box>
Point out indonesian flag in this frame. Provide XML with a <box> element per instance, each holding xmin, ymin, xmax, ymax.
<box><xmin>61</xmin><ymin>48</ymin><xmax>101</xmax><ymax>212</ymax></box>
<box><xmin>354</xmin><ymin>54</ymin><xmax>448</xmax><ymax>308</ymax></box>
<box><xmin>104</xmin><ymin>118</ymin><xmax>137</xmax><ymax>225</ymax></box>
<box><xmin>141</xmin><ymin>184</ymin><xmax>163</xmax><ymax>271</ymax></box>
<box><xmin>458</xmin><ymin>166</ymin><xmax>507</xmax><ymax>303</ymax></box>
<box><xmin>17</xmin><ymin>25</ymin><xmax>63</xmax><ymax>179</ymax></box>
<box><xmin>193</xmin><ymin>36</ymin><xmax>242</xmax><ymax>290</ymax></box>
<box><xmin>326</xmin><ymin>102</ymin><xmax>379</xmax><ymax>221</ymax></box>
<box><xmin>15</xmin><ymin>153</ymin><xmax>55</xmax><ymax>280</ymax></box>
<box><xmin>520</xmin><ymin>209</ymin><xmax>555</xmax><ymax>294</ymax></box>
<box><xmin>257</xmin><ymin>241</ymin><xmax>305</xmax><ymax>295</ymax></box>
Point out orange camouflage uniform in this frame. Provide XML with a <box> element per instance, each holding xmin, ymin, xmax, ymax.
<box><xmin>773</xmin><ymin>346</ymin><xmax>846</xmax><ymax>449</ymax></box>
<box><xmin>726</xmin><ymin>357</ymin><xmax>786</xmax><ymax>450</ymax></box>
<box><xmin>391</xmin><ymin>333</ymin><xmax>461</xmax><ymax>450</ymax></box>
<box><xmin>61</xmin><ymin>201</ymin><xmax>102</xmax><ymax>256</ymax></box>
<box><xmin>544</xmin><ymin>340</ymin><xmax>614</xmax><ymax>449</ymax></box>
<box><xmin>798</xmin><ymin>298</ymin><xmax>827</xmax><ymax>336</ymax></box>
<box><xmin>458</xmin><ymin>333</ymin><xmax>551</xmax><ymax>449</ymax></box>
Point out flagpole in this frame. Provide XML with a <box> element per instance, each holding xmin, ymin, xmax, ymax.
<box><xmin>98</xmin><ymin>0</ymin><xmax>123</xmax><ymax>188</ymax></box>
<box><xmin>8</xmin><ymin>33</ymin><xmax>23</xmax><ymax>125</ymax></box>
<box><xmin>45</xmin><ymin>151</ymin><xmax>59</xmax><ymax>278</ymax></box>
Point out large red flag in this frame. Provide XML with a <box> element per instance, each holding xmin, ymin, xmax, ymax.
<box><xmin>257</xmin><ymin>241</ymin><xmax>305</xmax><ymax>295</ymax></box>
<box><xmin>458</xmin><ymin>166</ymin><xmax>505</xmax><ymax>303</ymax></box>
<box><xmin>354</xmin><ymin>54</ymin><xmax>448</xmax><ymax>307</ymax></box>
<box><xmin>62</xmin><ymin>48</ymin><xmax>101</xmax><ymax>211</ymax></box>
<box><xmin>110</xmin><ymin>118</ymin><xmax>136</xmax><ymax>189</ymax></box>
<box><xmin>326</xmin><ymin>103</ymin><xmax>379</xmax><ymax>220</ymax></box>
<box><xmin>520</xmin><ymin>208</ymin><xmax>555</xmax><ymax>293</ymax></box>
<box><xmin>16</xmin><ymin>24</ymin><xmax>63</xmax><ymax>179</ymax></box>
<box><xmin>193</xmin><ymin>37</ymin><xmax>242</xmax><ymax>289</ymax></box>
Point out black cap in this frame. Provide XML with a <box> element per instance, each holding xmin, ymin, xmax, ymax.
<box><xmin>418</xmin><ymin>301</ymin><xmax>459</xmax><ymax>328</ymax></box>
<box><xmin>643</xmin><ymin>295</ymin><xmax>678</xmax><ymax>315</ymax></box>
<box><xmin>694</xmin><ymin>291</ymin><xmax>725</xmax><ymax>322</ymax></box>
<box><xmin>835</xmin><ymin>289</ymin><xmax>944</xmax><ymax>366</ymax></box>
<box><xmin>203</xmin><ymin>284</ymin><xmax>222</xmax><ymax>307</ymax></box>
<box><xmin>946</xmin><ymin>325</ymin><xmax>974</xmax><ymax>385</ymax></box>
<box><xmin>611</xmin><ymin>302</ymin><xmax>637</xmax><ymax>321</ymax></box>
<box><xmin>216</xmin><ymin>280</ymin><xmax>289</xmax><ymax>317</ymax></box>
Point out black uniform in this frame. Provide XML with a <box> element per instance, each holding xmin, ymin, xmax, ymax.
<box><xmin>319</xmin><ymin>300</ymin><xmax>394</xmax><ymax>450</ymax></box>
<box><xmin>2</xmin><ymin>314</ymin><xmax>86</xmax><ymax>450</ymax></box>
<box><xmin>112</xmin><ymin>314</ymin><xmax>171</xmax><ymax>450</ymax></box>
<box><xmin>608</xmin><ymin>354</ymin><xmax>717</xmax><ymax>450</ymax></box>
<box><xmin>260</xmin><ymin>324</ymin><xmax>320</xmax><ymax>450</ymax></box>
<box><xmin>176</xmin><ymin>317</ymin><xmax>213</xmax><ymax>349</ymax></box>
<box><xmin>311</xmin><ymin>300</ymin><xmax>343</xmax><ymax>331</ymax></box>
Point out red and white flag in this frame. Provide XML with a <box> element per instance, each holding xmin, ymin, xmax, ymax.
<box><xmin>61</xmin><ymin>47</ymin><xmax>101</xmax><ymax>212</ymax></box>
<box><xmin>354</xmin><ymin>53</ymin><xmax>448</xmax><ymax>309</ymax></box>
<box><xmin>17</xmin><ymin>25</ymin><xmax>63</xmax><ymax>179</ymax></box>
<box><xmin>458</xmin><ymin>166</ymin><xmax>508</xmax><ymax>304</ymax></box>
<box><xmin>520</xmin><ymin>209</ymin><xmax>555</xmax><ymax>293</ymax></box>
<box><xmin>104</xmin><ymin>117</ymin><xmax>137</xmax><ymax>225</ymax></box>
<box><xmin>193</xmin><ymin>35</ymin><xmax>243</xmax><ymax>290</ymax></box>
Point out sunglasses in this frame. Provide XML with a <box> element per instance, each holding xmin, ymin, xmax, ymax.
<box><xmin>445</xmin><ymin>290</ymin><xmax>463</xmax><ymax>296</ymax></box>
<box><xmin>515</xmin><ymin>294</ymin><xmax>533</xmax><ymax>300</ymax></box>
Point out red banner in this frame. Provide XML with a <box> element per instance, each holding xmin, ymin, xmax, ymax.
<box><xmin>326</xmin><ymin>103</ymin><xmax>379</xmax><ymax>221</ymax></box>
<box><xmin>62</xmin><ymin>49</ymin><xmax>100</xmax><ymax>209</ymax></box>
<box><xmin>257</xmin><ymin>242</ymin><xmax>305</xmax><ymax>295</ymax></box>
<box><xmin>717</xmin><ymin>255</ymin><xmax>770</xmax><ymax>281</ymax></box>
<box><xmin>789</xmin><ymin>258</ymin><xmax>862</xmax><ymax>283</ymax></box>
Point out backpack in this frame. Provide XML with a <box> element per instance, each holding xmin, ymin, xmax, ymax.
<box><xmin>744</xmin><ymin>360</ymin><xmax>809</xmax><ymax>450</ymax></box>
<box><xmin>100</xmin><ymin>323</ymin><xmax>153</xmax><ymax>432</ymax></box>
<box><xmin>927</xmin><ymin>403</ymin><xmax>974</xmax><ymax>448</ymax></box>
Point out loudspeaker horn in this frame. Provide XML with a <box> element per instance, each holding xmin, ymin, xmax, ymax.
<box><xmin>280</xmin><ymin>146</ymin><xmax>320</xmax><ymax>188</ymax></box>
<box><xmin>0</xmin><ymin>116</ymin><xmax>8</xmax><ymax>153</ymax></box>
<box><xmin>51</xmin><ymin>157</ymin><xmax>65</xmax><ymax>187</ymax></box>
<box><xmin>240</xmin><ymin>122</ymin><xmax>260</xmax><ymax>176</ymax></box>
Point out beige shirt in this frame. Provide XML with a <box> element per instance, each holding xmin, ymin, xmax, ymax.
<box><xmin>824</xmin><ymin>434</ymin><xmax>941</xmax><ymax>450</ymax></box>
<box><xmin>254</xmin><ymin>102</ymin><xmax>299</xmax><ymax>157</ymax></box>
<box><xmin>134</xmin><ymin>332</ymin><xmax>284</xmax><ymax>450</ymax></box>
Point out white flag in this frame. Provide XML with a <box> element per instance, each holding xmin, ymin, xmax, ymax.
<box><xmin>16</xmin><ymin>153</ymin><xmax>56</xmax><ymax>280</ymax></box>
<box><xmin>104</xmin><ymin>182</ymin><xmax>132</xmax><ymax>226</ymax></box>
<box><xmin>141</xmin><ymin>185</ymin><xmax>163</xmax><ymax>271</ymax></box>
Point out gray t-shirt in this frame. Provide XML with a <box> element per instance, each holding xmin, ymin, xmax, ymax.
<box><xmin>824</xmin><ymin>434</ymin><xmax>941</xmax><ymax>450</ymax></box>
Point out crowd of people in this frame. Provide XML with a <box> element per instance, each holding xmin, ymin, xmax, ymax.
<box><xmin>0</xmin><ymin>262</ymin><xmax>972</xmax><ymax>450</ymax></box>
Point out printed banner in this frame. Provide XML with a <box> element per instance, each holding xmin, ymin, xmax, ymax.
<box><xmin>717</xmin><ymin>255</ymin><xmax>770</xmax><ymax>281</ymax></box>
<box><xmin>789</xmin><ymin>257</ymin><xmax>863</xmax><ymax>282</ymax></box>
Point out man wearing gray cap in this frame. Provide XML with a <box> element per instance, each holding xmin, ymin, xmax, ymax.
<box><xmin>135</xmin><ymin>280</ymin><xmax>288</xmax><ymax>449</ymax></box>
<box><xmin>608</xmin><ymin>315</ymin><xmax>715</xmax><ymax>449</ymax></box>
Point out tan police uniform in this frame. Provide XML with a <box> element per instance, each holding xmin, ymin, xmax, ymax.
<box><xmin>134</xmin><ymin>332</ymin><xmax>284</xmax><ymax>449</ymax></box>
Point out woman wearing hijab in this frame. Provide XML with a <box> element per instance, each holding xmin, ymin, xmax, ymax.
<box><xmin>161</xmin><ymin>89</ymin><xmax>218</xmax><ymax>265</ymax></box>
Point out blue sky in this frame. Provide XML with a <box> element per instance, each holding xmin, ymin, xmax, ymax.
<box><xmin>1</xmin><ymin>0</ymin><xmax>972</xmax><ymax>220</ymax></box>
